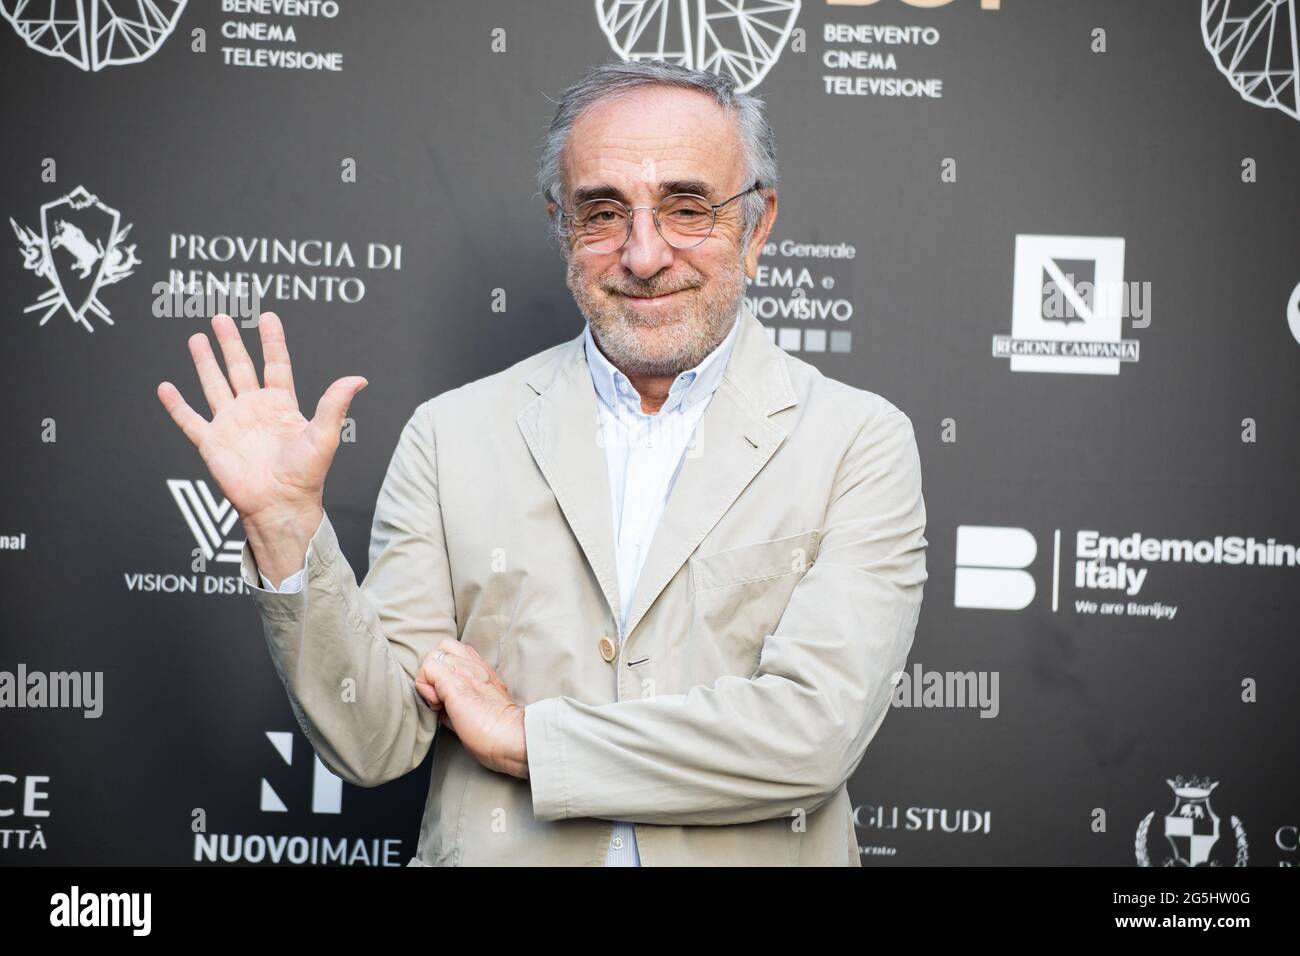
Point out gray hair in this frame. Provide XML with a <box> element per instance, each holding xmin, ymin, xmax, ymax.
<box><xmin>536</xmin><ymin>59</ymin><xmax>779</xmax><ymax>255</ymax></box>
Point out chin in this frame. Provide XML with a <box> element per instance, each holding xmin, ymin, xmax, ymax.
<box><xmin>618</xmin><ymin>308</ymin><xmax>683</xmax><ymax>330</ymax></box>
<box><xmin>624</xmin><ymin>315</ymin><xmax>692</xmax><ymax>353</ymax></box>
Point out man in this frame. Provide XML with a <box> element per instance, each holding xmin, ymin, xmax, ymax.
<box><xmin>157</xmin><ymin>60</ymin><xmax>927</xmax><ymax>866</ymax></box>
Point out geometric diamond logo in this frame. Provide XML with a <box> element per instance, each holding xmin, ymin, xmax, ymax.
<box><xmin>1202</xmin><ymin>0</ymin><xmax>1300</xmax><ymax>121</ymax></box>
<box><xmin>0</xmin><ymin>0</ymin><xmax>187</xmax><ymax>71</ymax></box>
<box><xmin>596</xmin><ymin>0</ymin><xmax>801</xmax><ymax>92</ymax></box>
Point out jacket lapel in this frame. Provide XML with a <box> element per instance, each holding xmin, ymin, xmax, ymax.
<box><xmin>621</xmin><ymin>301</ymin><xmax>797</xmax><ymax>641</ymax></box>
<box><xmin>517</xmin><ymin>330</ymin><xmax>624</xmax><ymax>627</ymax></box>
<box><xmin>517</xmin><ymin>299</ymin><xmax>799</xmax><ymax>643</ymax></box>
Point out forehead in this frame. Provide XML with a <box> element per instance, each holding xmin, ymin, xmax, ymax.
<box><xmin>563</xmin><ymin>85</ymin><xmax>745</xmax><ymax>199</ymax></box>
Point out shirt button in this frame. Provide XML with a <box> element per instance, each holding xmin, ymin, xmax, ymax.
<box><xmin>611</xmin><ymin>836</ymin><xmax>624</xmax><ymax>850</ymax></box>
<box><xmin>598</xmin><ymin>636</ymin><xmax>617</xmax><ymax>663</ymax></box>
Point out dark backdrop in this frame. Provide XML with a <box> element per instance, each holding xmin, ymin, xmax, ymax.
<box><xmin>1</xmin><ymin>0</ymin><xmax>1296</xmax><ymax>866</ymax></box>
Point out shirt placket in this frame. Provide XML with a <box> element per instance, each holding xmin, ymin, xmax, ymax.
<box><xmin>617</xmin><ymin>416</ymin><xmax>655</xmax><ymax>638</ymax></box>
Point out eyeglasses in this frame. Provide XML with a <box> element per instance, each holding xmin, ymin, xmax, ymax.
<box><xmin>559</xmin><ymin>182</ymin><xmax>762</xmax><ymax>254</ymax></box>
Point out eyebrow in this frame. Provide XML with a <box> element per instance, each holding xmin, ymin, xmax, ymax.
<box><xmin>570</xmin><ymin>179</ymin><xmax>718</xmax><ymax>205</ymax></box>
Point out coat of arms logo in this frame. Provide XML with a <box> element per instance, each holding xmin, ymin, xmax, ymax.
<box><xmin>1135</xmin><ymin>775</ymin><xmax>1249</xmax><ymax>867</ymax></box>
<box><xmin>10</xmin><ymin>185</ymin><xmax>140</xmax><ymax>332</ymax></box>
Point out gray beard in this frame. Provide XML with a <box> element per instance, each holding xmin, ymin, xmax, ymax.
<box><xmin>567</xmin><ymin>252</ymin><xmax>747</xmax><ymax>378</ymax></box>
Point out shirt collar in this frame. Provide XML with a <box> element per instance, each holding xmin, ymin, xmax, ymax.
<box><xmin>583</xmin><ymin>304</ymin><xmax>742</xmax><ymax>418</ymax></box>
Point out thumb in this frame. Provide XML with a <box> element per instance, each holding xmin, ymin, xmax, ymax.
<box><xmin>308</xmin><ymin>375</ymin><xmax>367</xmax><ymax>447</ymax></box>
<box><xmin>415</xmin><ymin>677</ymin><xmax>442</xmax><ymax>710</ymax></box>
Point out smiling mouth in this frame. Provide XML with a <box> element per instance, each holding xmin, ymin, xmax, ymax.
<box><xmin>619</xmin><ymin>289</ymin><xmax>688</xmax><ymax>304</ymax></box>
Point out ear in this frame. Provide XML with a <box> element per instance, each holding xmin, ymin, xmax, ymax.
<box><xmin>743</xmin><ymin>189</ymin><xmax>778</xmax><ymax>279</ymax></box>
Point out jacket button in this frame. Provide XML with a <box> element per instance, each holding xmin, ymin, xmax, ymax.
<box><xmin>598</xmin><ymin>636</ymin><xmax>617</xmax><ymax>663</ymax></box>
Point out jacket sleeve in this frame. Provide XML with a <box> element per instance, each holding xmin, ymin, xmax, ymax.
<box><xmin>523</xmin><ymin>404</ymin><xmax>927</xmax><ymax>826</ymax></box>
<box><xmin>240</xmin><ymin>399</ymin><xmax>457</xmax><ymax>787</ymax></box>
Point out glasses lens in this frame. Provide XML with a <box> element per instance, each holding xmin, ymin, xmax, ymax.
<box><xmin>573</xmin><ymin>200</ymin><xmax>628</xmax><ymax>252</ymax></box>
<box><xmin>658</xmin><ymin>195</ymin><xmax>715</xmax><ymax>248</ymax></box>
<box><xmin>569</xmin><ymin>195</ymin><xmax>719</xmax><ymax>252</ymax></box>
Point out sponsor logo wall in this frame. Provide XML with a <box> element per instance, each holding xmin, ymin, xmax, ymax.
<box><xmin>0</xmin><ymin>0</ymin><xmax>1295</xmax><ymax>866</ymax></box>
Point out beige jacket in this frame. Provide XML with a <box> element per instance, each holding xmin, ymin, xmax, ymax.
<box><xmin>240</xmin><ymin>300</ymin><xmax>927</xmax><ymax>866</ymax></box>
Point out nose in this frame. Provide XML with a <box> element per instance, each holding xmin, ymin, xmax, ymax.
<box><xmin>620</xmin><ymin>207</ymin><xmax>674</xmax><ymax>279</ymax></box>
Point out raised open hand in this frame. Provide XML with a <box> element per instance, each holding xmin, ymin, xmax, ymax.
<box><xmin>156</xmin><ymin>312</ymin><xmax>366</xmax><ymax>581</ymax></box>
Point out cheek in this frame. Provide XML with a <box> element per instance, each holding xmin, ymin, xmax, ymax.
<box><xmin>688</xmin><ymin>246</ymin><xmax>743</xmax><ymax>284</ymax></box>
<box><xmin>569</xmin><ymin>258</ymin><xmax>608</xmax><ymax>289</ymax></box>
<box><xmin>566</xmin><ymin>261</ymin><xmax>592</xmax><ymax>294</ymax></box>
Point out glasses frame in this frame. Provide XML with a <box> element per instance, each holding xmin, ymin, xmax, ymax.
<box><xmin>559</xmin><ymin>182</ymin><xmax>763</xmax><ymax>253</ymax></box>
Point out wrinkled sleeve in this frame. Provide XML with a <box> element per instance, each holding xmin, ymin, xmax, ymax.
<box><xmin>241</xmin><ymin>400</ymin><xmax>458</xmax><ymax>787</ymax></box>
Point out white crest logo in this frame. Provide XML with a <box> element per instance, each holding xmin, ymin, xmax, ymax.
<box><xmin>595</xmin><ymin>0</ymin><xmax>801</xmax><ymax>92</ymax></box>
<box><xmin>1202</xmin><ymin>0</ymin><xmax>1300</xmax><ymax>121</ymax></box>
<box><xmin>168</xmin><ymin>479</ymin><xmax>243</xmax><ymax>563</ymax></box>
<box><xmin>1136</xmin><ymin>775</ymin><xmax>1249</xmax><ymax>867</ymax></box>
<box><xmin>10</xmin><ymin>185</ymin><xmax>140</xmax><ymax>331</ymax></box>
<box><xmin>1</xmin><ymin>0</ymin><xmax>187</xmax><ymax>72</ymax></box>
<box><xmin>993</xmin><ymin>234</ymin><xmax>1138</xmax><ymax>375</ymax></box>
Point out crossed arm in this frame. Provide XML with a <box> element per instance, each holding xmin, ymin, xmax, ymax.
<box><xmin>248</xmin><ymin>399</ymin><xmax>926</xmax><ymax>827</ymax></box>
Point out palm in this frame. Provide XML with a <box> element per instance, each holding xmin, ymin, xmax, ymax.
<box><xmin>157</xmin><ymin>312</ymin><xmax>367</xmax><ymax>525</ymax></box>
<box><xmin>201</xmin><ymin>387</ymin><xmax>322</xmax><ymax>518</ymax></box>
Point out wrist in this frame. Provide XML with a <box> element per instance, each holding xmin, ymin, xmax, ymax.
<box><xmin>242</xmin><ymin>503</ymin><xmax>323</xmax><ymax>583</ymax></box>
<box><xmin>506</xmin><ymin>704</ymin><xmax>529</xmax><ymax>780</ymax></box>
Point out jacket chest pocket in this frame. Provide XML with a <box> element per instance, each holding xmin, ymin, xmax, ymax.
<box><xmin>686</xmin><ymin>529</ymin><xmax>822</xmax><ymax>678</ymax></box>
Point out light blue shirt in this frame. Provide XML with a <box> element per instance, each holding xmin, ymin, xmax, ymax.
<box><xmin>582</xmin><ymin>308</ymin><xmax>742</xmax><ymax>866</ymax></box>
